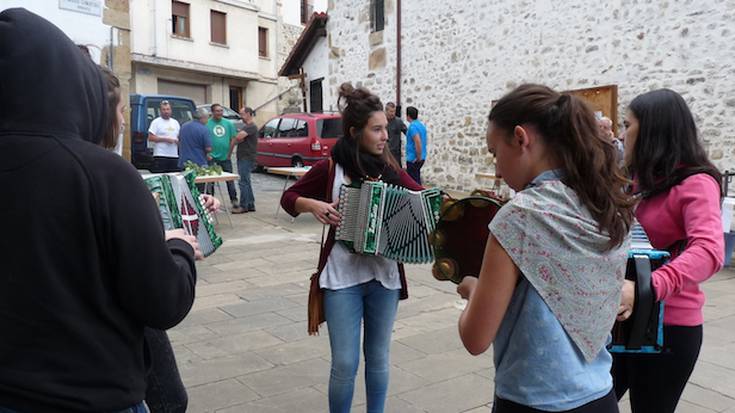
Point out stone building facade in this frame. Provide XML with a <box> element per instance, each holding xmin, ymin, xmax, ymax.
<box><xmin>326</xmin><ymin>0</ymin><xmax>735</xmax><ymax>190</ymax></box>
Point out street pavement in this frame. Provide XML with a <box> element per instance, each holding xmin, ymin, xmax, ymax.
<box><xmin>173</xmin><ymin>172</ymin><xmax>735</xmax><ymax>412</ymax></box>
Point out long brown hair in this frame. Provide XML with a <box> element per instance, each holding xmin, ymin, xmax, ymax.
<box><xmin>332</xmin><ymin>83</ymin><xmax>400</xmax><ymax>184</ymax></box>
<box><xmin>489</xmin><ymin>84</ymin><xmax>634</xmax><ymax>249</ymax></box>
<box><xmin>99</xmin><ymin>65</ymin><xmax>121</xmax><ymax>149</ymax></box>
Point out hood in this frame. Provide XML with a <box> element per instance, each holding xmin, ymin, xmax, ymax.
<box><xmin>0</xmin><ymin>8</ymin><xmax>108</xmax><ymax>143</ymax></box>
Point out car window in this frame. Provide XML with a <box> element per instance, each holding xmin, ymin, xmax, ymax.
<box><xmin>316</xmin><ymin>118</ymin><xmax>343</xmax><ymax>139</ymax></box>
<box><xmin>222</xmin><ymin>106</ymin><xmax>240</xmax><ymax>119</ymax></box>
<box><xmin>261</xmin><ymin>118</ymin><xmax>280</xmax><ymax>138</ymax></box>
<box><xmin>276</xmin><ymin>118</ymin><xmax>297</xmax><ymax>138</ymax></box>
<box><xmin>147</xmin><ymin>99</ymin><xmax>193</xmax><ymax>128</ymax></box>
<box><xmin>293</xmin><ymin>120</ymin><xmax>309</xmax><ymax>137</ymax></box>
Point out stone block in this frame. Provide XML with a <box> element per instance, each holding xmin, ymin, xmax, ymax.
<box><xmin>369</xmin><ymin>47</ymin><xmax>387</xmax><ymax>70</ymax></box>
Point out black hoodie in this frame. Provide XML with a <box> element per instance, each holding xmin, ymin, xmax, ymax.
<box><xmin>0</xmin><ymin>9</ymin><xmax>197</xmax><ymax>412</ymax></box>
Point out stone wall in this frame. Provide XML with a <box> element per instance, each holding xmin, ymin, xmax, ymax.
<box><xmin>278</xmin><ymin>22</ymin><xmax>306</xmax><ymax>113</ymax></box>
<box><xmin>327</xmin><ymin>0</ymin><xmax>735</xmax><ymax>190</ymax></box>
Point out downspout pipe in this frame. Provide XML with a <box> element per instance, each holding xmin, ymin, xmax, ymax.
<box><xmin>396</xmin><ymin>0</ymin><xmax>402</xmax><ymax>114</ymax></box>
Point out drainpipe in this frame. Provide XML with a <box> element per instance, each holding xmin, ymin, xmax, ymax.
<box><xmin>396</xmin><ymin>0</ymin><xmax>402</xmax><ymax>114</ymax></box>
<box><xmin>151</xmin><ymin>0</ymin><xmax>157</xmax><ymax>56</ymax></box>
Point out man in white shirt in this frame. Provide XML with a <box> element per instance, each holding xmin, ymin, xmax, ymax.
<box><xmin>148</xmin><ymin>100</ymin><xmax>181</xmax><ymax>172</ymax></box>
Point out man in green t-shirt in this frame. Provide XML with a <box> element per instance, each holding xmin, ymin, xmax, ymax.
<box><xmin>206</xmin><ymin>103</ymin><xmax>240</xmax><ymax>210</ymax></box>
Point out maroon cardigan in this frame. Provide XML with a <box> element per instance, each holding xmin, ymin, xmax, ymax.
<box><xmin>280</xmin><ymin>159</ymin><xmax>423</xmax><ymax>300</ymax></box>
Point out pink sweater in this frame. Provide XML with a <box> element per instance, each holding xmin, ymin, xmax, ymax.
<box><xmin>636</xmin><ymin>173</ymin><xmax>724</xmax><ymax>326</ymax></box>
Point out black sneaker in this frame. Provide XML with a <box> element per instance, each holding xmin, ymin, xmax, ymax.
<box><xmin>231</xmin><ymin>206</ymin><xmax>247</xmax><ymax>214</ymax></box>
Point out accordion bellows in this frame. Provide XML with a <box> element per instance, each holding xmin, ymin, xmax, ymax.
<box><xmin>143</xmin><ymin>171</ymin><xmax>223</xmax><ymax>257</ymax></box>
<box><xmin>335</xmin><ymin>182</ymin><xmax>442</xmax><ymax>264</ymax></box>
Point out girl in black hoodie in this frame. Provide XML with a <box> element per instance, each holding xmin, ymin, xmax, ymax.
<box><xmin>0</xmin><ymin>8</ymin><xmax>202</xmax><ymax>412</ymax></box>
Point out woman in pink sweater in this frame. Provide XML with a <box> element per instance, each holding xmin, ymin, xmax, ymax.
<box><xmin>613</xmin><ymin>89</ymin><xmax>724</xmax><ymax>413</ymax></box>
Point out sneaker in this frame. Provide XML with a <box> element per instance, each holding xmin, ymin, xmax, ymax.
<box><xmin>231</xmin><ymin>206</ymin><xmax>247</xmax><ymax>214</ymax></box>
<box><xmin>247</xmin><ymin>206</ymin><xmax>256</xmax><ymax>212</ymax></box>
<box><xmin>231</xmin><ymin>200</ymin><xmax>239</xmax><ymax>209</ymax></box>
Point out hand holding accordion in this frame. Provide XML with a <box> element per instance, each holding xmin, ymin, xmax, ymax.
<box><xmin>143</xmin><ymin>171</ymin><xmax>224</xmax><ymax>257</ymax></box>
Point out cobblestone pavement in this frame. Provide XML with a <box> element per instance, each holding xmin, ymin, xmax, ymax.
<box><xmin>173</xmin><ymin>172</ymin><xmax>735</xmax><ymax>412</ymax></box>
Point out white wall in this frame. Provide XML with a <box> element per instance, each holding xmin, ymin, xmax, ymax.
<box><xmin>130</xmin><ymin>0</ymin><xmax>277</xmax><ymax>78</ymax></box>
<box><xmin>302</xmin><ymin>36</ymin><xmax>332</xmax><ymax>111</ymax></box>
<box><xmin>2</xmin><ymin>0</ymin><xmax>112</xmax><ymax>64</ymax></box>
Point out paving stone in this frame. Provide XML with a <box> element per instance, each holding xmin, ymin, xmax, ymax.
<box><xmin>399</xmin><ymin>373</ymin><xmax>493</xmax><ymax>413</ymax></box>
<box><xmin>397</xmin><ymin>325</ymin><xmax>466</xmax><ymax>354</ymax></box>
<box><xmin>238</xmin><ymin>358</ymin><xmax>330</xmax><ymax>397</ymax></box>
<box><xmin>688</xmin><ymin>360</ymin><xmax>735</xmax><ymax>398</ymax></box>
<box><xmin>191</xmin><ymin>293</ymin><xmax>245</xmax><ymax>312</ymax></box>
<box><xmin>390</xmin><ymin>341</ymin><xmax>428</xmax><ymax>364</ymax></box>
<box><xmin>219</xmin><ymin>297</ymin><xmax>300</xmax><ymax>318</ymax></box>
<box><xmin>176</xmin><ymin>308</ymin><xmax>234</xmax><ymax>328</ymax></box>
<box><xmin>187</xmin><ymin>379</ymin><xmax>260</xmax><ymax>413</ymax></box>
<box><xmin>254</xmin><ymin>337</ymin><xmax>329</xmax><ymax>365</ymax></box>
<box><xmin>168</xmin><ymin>325</ymin><xmax>217</xmax><ymax>346</ymax></box>
<box><xmin>264</xmin><ymin>321</ymin><xmax>312</xmax><ymax>342</ymax></box>
<box><xmin>396</xmin><ymin>348</ymin><xmax>491</xmax><ymax>383</ymax></box>
<box><xmin>186</xmin><ymin>330</ymin><xmax>284</xmax><ymax>360</ymax></box>
<box><xmin>218</xmin><ymin>386</ymin><xmax>328</xmax><ymax>413</ymax></box>
<box><xmin>274</xmin><ymin>306</ymin><xmax>309</xmax><ymax>323</ymax></box>
<box><xmin>234</xmin><ymin>283</ymin><xmax>306</xmax><ymax>301</ymax></box>
<box><xmin>196</xmin><ymin>280</ymin><xmax>253</xmax><ymax>297</ymax></box>
<box><xmin>314</xmin><ymin>364</ymin><xmax>430</xmax><ymax>406</ymax></box>
<box><xmin>681</xmin><ymin>383</ymin><xmax>735</xmax><ymax>412</ymax></box>
<box><xmin>205</xmin><ymin>312</ymin><xmax>293</xmax><ymax>336</ymax></box>
<box><xmin>179</xmin><ymin>354</ymin><xmax>273</xmax><ymax>387</ymax></box>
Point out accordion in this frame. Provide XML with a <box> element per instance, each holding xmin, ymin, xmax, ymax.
<box><xmin>608</xmin><ymin>223</ymin><xmax>669</xmax><ymax>353</ymax></box>
<box><xmin>335</xmin><ymin>181</ymin><xmax>443</xmax><ymax>264</ymax></box>
<box><xmin>430</xmin><ymin>190</ymin><xmax>505</xmax><ymax>284</ymax></box>
<box><xmin>143</xmin><ymin>171</ymin><xmax>223</xmax><ymax>257</ymax></box>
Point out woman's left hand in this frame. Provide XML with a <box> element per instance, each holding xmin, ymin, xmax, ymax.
<box><xmin>617</xmin><ymin>279</ymin><xmax>635</xmax><ymax>321</ymax></box>
<box><xmin>201</xmin><ymin>194</ymin><xmax>220</xmax><ymax>214</ymax></box>
<box><xmin>457</xmin><ymin>276</ymin><xmax>478</xmax><ymax>300</ymax></box>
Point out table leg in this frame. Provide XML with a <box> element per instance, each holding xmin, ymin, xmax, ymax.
<box><xmin>219</xmin><ymin>181</ymin><xmax>234</xmax><ymax>229</ymax></box>
<box><xmin>274</xmin><ymin>174</ymin><xmax>291</xmax><ymax>218</ymax></box>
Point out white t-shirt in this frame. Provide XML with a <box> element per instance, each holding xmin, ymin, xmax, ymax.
<box><xmin>148</xmin><ymin>117</ymin><xmax>180</xmax><ymax>158</ymax></box>
<box><xmin>320</xmin><ymin>164</ymin><xmax>401</xmax><ymax>290</ymax></box>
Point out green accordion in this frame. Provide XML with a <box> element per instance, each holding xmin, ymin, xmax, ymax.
<box><xmin>143</xmin><ymin>171</ymin><xmax>223</xmax><ymax>257</ymax></box>
<box><xmin>335</xmin><ymin>181</ymin><xmax>442</xmax><ymax>264</ymax></box>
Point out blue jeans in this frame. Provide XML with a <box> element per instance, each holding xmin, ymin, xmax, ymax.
<box><xmin>208</xmin><ymin>159</ymin><xmax>237</xmax><ymax>202</ymax></box>
<box><xmin>237</xmin><ymin>159</ymin><xmax>256</xmax><ymax>210</ymax></box>
<box><xmin>324</xmin><ymin>280</ymin><xmax>400</xmax><ymax>413</ymax></box>
<box><xmin>0</xmin><ymin>402</ymin><xmax>148</xmax><ymax>413</ymax></box>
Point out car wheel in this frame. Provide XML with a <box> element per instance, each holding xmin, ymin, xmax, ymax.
<box><xmin>291</xmin><ymin>158</ymin><xmax>304</xmax><ymax>168</ymax></box>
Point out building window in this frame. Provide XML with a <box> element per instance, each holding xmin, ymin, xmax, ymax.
<box><xmin>258</xmin><ymin>27</ymin><xmax>268</xmax><ymax>57</ymax></box>
<box><xmin>210</xmin><ymin>10</ymin><xmax>227</xmax><ymax>44</ymax></box>
<box><xmin>301</xmin><ymin>0</ymin><xmax>310</xmax><ymax>24</ymax></box>
<box><xmin>370</xmin><ymin>0</ymin><xmax>384</xmax><ymax>32</ymax></box>
<box><xmin>172</xmin><ymin>1</ymin><xmax>190</xmax><ymax>38</ymax></box>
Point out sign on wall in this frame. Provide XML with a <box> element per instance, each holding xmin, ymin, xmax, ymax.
<box><xmin>59</xmin><ymin>0</ymin><xmax>102</xmax><ymax>17</ymax></box>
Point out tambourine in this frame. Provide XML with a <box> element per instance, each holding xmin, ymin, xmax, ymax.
<box><xmin>430</xmin><ymin>190</ymin><xmax>505</xmax><ymax>284</ymax></box>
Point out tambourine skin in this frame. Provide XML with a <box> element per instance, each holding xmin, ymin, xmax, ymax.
<box><xmin>431</xmin><ymin>194</ymin><xmax>504</xmax><ymax>284</ymax></box>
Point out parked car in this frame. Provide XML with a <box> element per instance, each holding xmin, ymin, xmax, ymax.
<box><xmin>130</xmin><ymin>94</ymin><xmax>195</xmax><ymax>169</ymax></box>
<box><xmin>196</xmin><ymin>104</ymin><xmax>244</xmax><ymax>131</ymax></box>
<box><xmin>256</xmin><ymin>112</ymin><xmax>343</xmax><ymax>168</ymax></box>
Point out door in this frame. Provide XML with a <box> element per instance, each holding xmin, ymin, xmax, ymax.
<box><xmin>257</xmin><ymin>118</ymin><xmax>281</xmax><ymax>167</ymax></box>
<box><xmin>229</xmin><ymin>86</ymin><xmax>243</xmax><ymax>112</ymax></box>
<box><xmin>565</xmin><ymin>85</ymin><xmax>619</xmax><ymax>135</ymax></box>
<box><xmin>273</xmin><ymin>117</ymin><xmax>300</xmax><ymax>166</ymax></box>
<box><xmin>309</xmin><ymin>78</ymin><xmax>323</xmax><ymax>113</ymax></box>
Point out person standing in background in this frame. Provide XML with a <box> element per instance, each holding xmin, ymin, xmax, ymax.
<box><xmin>405</xmin><ymin>106</ymin><xmax>427</xmax><ymax>184</ymax></box>
<box><xmin>207</xmin><ymin>103</ymin><xmax>239</xmax><ymax>210</ymax></box>
<box><xmin>385</xmin><ymin>102</ymin><xmax>406</xmax><ymax>167</ymax></box>
<box><xmin>232</xmin><ymin>107</ymin><xmax>258</xmax><ymax>214</ymax></box>
<box><xmin>148</xmin><ymin>100</ymin><xmax>181</xmax><ymax>172</ymax></box>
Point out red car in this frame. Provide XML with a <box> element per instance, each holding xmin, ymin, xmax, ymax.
<box><xmin>256</xmin><ymin>112</ymin><xmax>343</xmax><ymax>168</ymax></box>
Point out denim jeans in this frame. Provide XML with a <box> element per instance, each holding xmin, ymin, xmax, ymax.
<box><xmin>0</xmin><ymin>402</ymin><xmax>148</xmax><ymax>413</ymax></box>
<box><xmin>144</xmin><ymin>328</ymin><xmax>188</xmax><ymax>413</ymax></box>
<box><xmin>324</xmin><ymin>280</ymin><xmax>400</xmax><ymax>413</ymax></box>
<box><xmin>406</xmin><ymin>160</ymin><xmax>424</xmax><ymax>185</ymax></box>
<box><xmin>208</xmin><ymin>159</ymin><xmax>237</xmax><ymax>202</ymax></box>
<box><xmin>237</xmin><ymin>158</ymin><xmax>256</xmax><ymax>210</ymax></box>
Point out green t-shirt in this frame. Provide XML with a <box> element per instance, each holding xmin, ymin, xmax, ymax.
<box><xmin>207</xmin><ymin>118</ymin><xmax>237</xmax><ymax>161</ymax></box>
